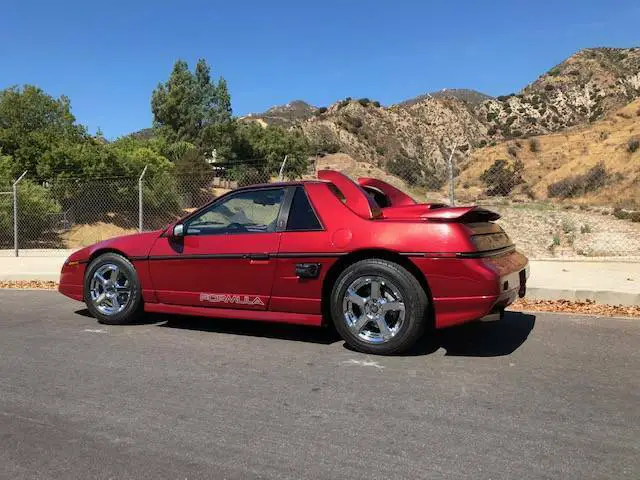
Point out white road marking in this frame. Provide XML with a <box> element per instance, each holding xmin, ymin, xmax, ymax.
<box><xmin>341</xmin><ymin>359</ymin><xmax>385</xmax><ymax>370</ymax></box>
<box><xmin>83</xmin><ymin>328</ymin><xmax>107</xmax><ymax>333</ymax></box>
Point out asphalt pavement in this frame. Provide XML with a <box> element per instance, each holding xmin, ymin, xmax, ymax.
<box><xmin>0</xmin><ymin>290</ymin><xmax>638</xmax><ymax>479</ymax></box>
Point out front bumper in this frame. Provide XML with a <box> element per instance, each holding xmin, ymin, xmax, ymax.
<box><xmin>58</xmin><ymin>260</ymin><xmax>86</xmax><ymax>301</ymax></box>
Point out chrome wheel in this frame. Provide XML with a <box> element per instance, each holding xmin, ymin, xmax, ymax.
<box><xmin>89</xmin><ymin>263</ymin><xmax>132</xmax><ymax>316</ymax></box>
<box><xmin>342</xmin><ymin>276</ymin><xmax>406</xmax><ymax>344</ymax></box>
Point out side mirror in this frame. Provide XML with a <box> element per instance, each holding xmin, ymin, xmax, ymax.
<box><xmin>172</xmin><ymin>224</ymin><xmax>185</xmax><ymax>238</ymax></box>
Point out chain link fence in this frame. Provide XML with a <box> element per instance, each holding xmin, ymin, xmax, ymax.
<box><xmin>1</xmin><ymin>157</ymin><xmax>638</xmax><ymax>260</ymax></box>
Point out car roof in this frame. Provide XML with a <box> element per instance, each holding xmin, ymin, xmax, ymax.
<box><xmin>233</xmin><ymin>179</ymin><xmax>328</xmax><ymax>191</ymax></box>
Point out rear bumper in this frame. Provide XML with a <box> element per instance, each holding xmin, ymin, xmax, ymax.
<box><xmin>411</xmin><ymin>251</ymin><xmax>529</xmax><ymax>329</ymax></box>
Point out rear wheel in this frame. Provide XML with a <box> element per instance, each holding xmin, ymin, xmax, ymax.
<box><xmin>330</xmin><ymin>259</ymin><xmax>428</xmax><ymax>354</ymax></box>
<box><xmin>84</xmin><ymin>253</ymin><xmax>143</xmax><ymax>325</ymax></box>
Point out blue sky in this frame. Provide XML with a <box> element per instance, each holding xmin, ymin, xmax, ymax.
<box><xmin>1</xmin><ymin>0</ymin><xmax>638</xmax><ymax>139</ymax></box>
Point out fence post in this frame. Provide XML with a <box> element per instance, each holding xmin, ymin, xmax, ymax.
<box><xmin>13</xmin><ymin>171</ymin><xmax>28</xmax><ymax>257</ymax></box>
<box><xmin>278</xmin><ymin>155</ymin><xmax>288</xmax><ymax>181</ymax></box>
<box><xmin>447</xmin><ymin>143</ymin><xmax>457</xmax><ymax>206</ymax></box>
<box><xmin>138</xmin><ymin>165</ymin><xmax>148</xmax><ymax>233</ymax></box>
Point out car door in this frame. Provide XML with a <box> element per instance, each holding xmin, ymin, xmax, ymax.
<box><xmin>148</xmin><ymin>187</ymin><xmax>286</xmax><ymax>310</ymax></box>
<box><xmin>271</xmin><ymin>186</ymin><xmax>335</xmax><ymax>315</ymax></box>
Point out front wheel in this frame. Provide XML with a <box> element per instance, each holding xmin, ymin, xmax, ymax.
<box><xmin>330</xmin><ymin>259</ymin><xmax>429</xmax><ymax>355</ymax></box>
<box><xmin>84</xmin><ymin>253</ymin><xmax>143</xmax><ymax>325</ymax></box>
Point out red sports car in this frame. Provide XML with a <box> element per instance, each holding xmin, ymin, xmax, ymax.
<box><xmin>59</xmin><ymin>170</ymin><xmax>529</xmax><ymax>354</ymax></box>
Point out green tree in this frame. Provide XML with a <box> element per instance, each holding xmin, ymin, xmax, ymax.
<box><xmin>236</xmin><ymin>123</ymin><xmax>310</xmax><ymax>179</ymax></box>
<box><xmin>151</xmin><ymin>59</ymin><xmax>232</xmax><ymax>146</ymax></box>
<box><xmin>0</xmin><ymin>86</ymin><xmax>88</xmax><ymax>178</ymax></box>
<box><xmin>0</xmin><ymin>154</ymin><xmax>61</xmax><ymax>245</ymax></box>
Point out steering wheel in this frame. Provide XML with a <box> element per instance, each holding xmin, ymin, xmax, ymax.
<box><xmin>226</xmin><ymin>222</ymin><xmax>248</xmax><ymax>233</ymax></box>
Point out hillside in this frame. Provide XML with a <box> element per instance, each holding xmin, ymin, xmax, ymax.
<box><xmin>241</xmin><ymin>48</ymin><xmax>639</xmax><ymax>193</ymax></box>
<box><xmin>458</xmin><ymin>97</ymin><xmax>640</xmax><ymax>207</ymax></box>
<box><xmin>242</xmin><ymin>100</ymin><xmax>317</xmax><ymax>127</ymax></box>
<box><xmin>477</xmin><ymin>47</ymin><xmax>640</xmax><ymax>139</ymax></box>
<box><xmin>302</xmin><ymin>96</ymin><xmax>488</xmax><ymax>189</ymax></box>
<box><xmin>401</xmin><ymin>88</ymin><xmax>493</xmax><ymax>107</ymax></box>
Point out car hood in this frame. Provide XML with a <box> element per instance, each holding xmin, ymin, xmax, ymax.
<box><xmin>66</xmin><ymin>230</ymin><xmax>164</xmax><ymax>263</ymax></box>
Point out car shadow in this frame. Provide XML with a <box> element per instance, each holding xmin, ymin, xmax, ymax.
<box><xmin>159</xmin><ymin>315</ymin><xmax>342</xmax><ymax>345</ymax></box>
<box><xmin>407</xmin><ymin>311</ymin><xmax>536</xmax><ymax>357</ymax></box>
<box><xmin>74</xmin><ymin>309</ymin><xmax>535</xmax><ymax>355</ymax></box>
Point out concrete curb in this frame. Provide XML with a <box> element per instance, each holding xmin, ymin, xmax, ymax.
<box><xmin>526</xmin><ymin>287</ymin><xmax>640</xmax><ymax>306</ymax></box>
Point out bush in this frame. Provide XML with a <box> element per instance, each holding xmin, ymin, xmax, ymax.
<box><xmin>315</xmin><ymin>107</ymin><xmax>327</xmax><ymax>115</ymax></box>
<box><xmin>480</xmin><ymin>159</ymin><xmax>525</xmax><ymax>196</ymax></box>
<box><xmin>613</xmin><ymin>207</ymin><xmax>629</xmax><ymax>220</ymax></box>
<box><xmin>0</xmin><ymin>179</ymin><xmax>61</xmax><ymax>245</ymax></box>
<box><xmin>529</xmin><ymin>138</ymin><xmax>540</xmax><ymax>152</ymax></box>
<box><xmin>547</xmin><ymin>162</ymin><xmax>609</xmax><ymax>199</ymax></box>
<box><xmin>357</xmin><ymin>98</ymin><xmax>371</xmax><ymax>106</ymax></box>
<box><xmin>630</xmin><ymin>212</ymin><xmax>640</xmax><ymax>222</ymax></box>
<box><xmin>507</xmin><ymin>146</ymin><xmax>518</xmax><ymax>157</ymax></box>
<box><xmin>628</xmin><ymin>138</ymin><xmax>640</xmax><ymax>153</ymax></box>
<box><xmin>372</xmin><ymin>101</ymin><xmax>381</xmax><ymax>108</ymax></box>
<box><xmin>387</xmin><ymin>155</ymin><xmax>445</xmax><ymax>190</ymax></box>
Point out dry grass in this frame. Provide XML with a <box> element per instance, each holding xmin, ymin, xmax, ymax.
<box><xmin>61</xmin><ymin>222</ymin><xmax>138</xmax><ymax>249</ymax></box>
<box><xmin>460</xmin><ymin>98</ymin><xmax>640</xmax><ymax>207</ymax></box>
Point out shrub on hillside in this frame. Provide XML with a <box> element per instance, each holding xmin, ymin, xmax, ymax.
<box><xmin>387</xmin><ymin>155</ymin><xmax>445</xmax><ymax>190</ymax></box>
<box><xmin>479</xmin><ymin>158</ymin><xmax>525</xmax><ymax>196</ymax></box>
<box><xmin>628</xmin><ymin>138</ymin><xmax>640</xmax><ymax>153</ymax></box>
<box><xmin>547</xmin><ymin>162</ymin><xmax>609</xmax><ymax>199</ymax></box>
<box><xmin>613</xmin><ymin>207</ymin><xmax>629</xmax><ymax>220</ymax></box>
<box><xmin>357</xmin><ymin>98</ymin><xmax>371</xmax><ymax>106</ymax></box>
<box><xmin>529</xmin><ymin>138</ymin><xmax>540</xmax><ymax>152</ymax></box>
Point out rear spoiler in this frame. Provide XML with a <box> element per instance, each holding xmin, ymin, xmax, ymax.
<box><xmin>421</xmin><ymin>206</ymin><xmax>501</xmax><ymax>222</ymax></box>
<box><xmin>380</xmin><ymin>205</ymin><xmax>501</xmax><ymax>222</ymax></box>
<box><xmin>357</xmin><ymin>178</ymin><xmax>416</xmax><ymax>206</ymax></box>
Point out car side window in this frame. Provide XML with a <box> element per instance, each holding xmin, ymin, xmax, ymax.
<box><xmin>186</xmin><ymin>188</ymin><xmax>285</xmax><ymax>235</ymax></box>
<box><xmin>286</xmin><ymin>187</ymin><xmax>322</xmax><ymax>231</ymax></box>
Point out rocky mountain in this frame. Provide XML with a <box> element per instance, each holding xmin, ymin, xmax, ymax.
<box><xmin>302</xmin><ymin>96</ymin><xmax>488</xmax><ymax>188</ymax></box>
<box><xmin>242</xmin><ymin>100</ymin><xmax>317</xmax><ymax>127</ymax></box>
<box><xmin>241</xmin><ymin>47</ymin><xmax>640</xmax><ymax>199</ymax></box>
<box><xmin>401</xmin><ymin>88</ymin><xmax>493</xmax><ymax>107</ymax></box>
<box><xmin>478</xmin><ymin>47</ymin><xmax>640</xmax><ymax>138</ymax></box>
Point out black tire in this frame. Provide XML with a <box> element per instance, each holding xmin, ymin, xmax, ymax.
<box><xmin>84</xmin><ymin>253</ymin><xmax>144</xmax><ymax>325</ymax></box>
<box><xmin>330</xmin><ymin>259</ymin><xmax>429</xmax><ymax>355</ymax></box>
